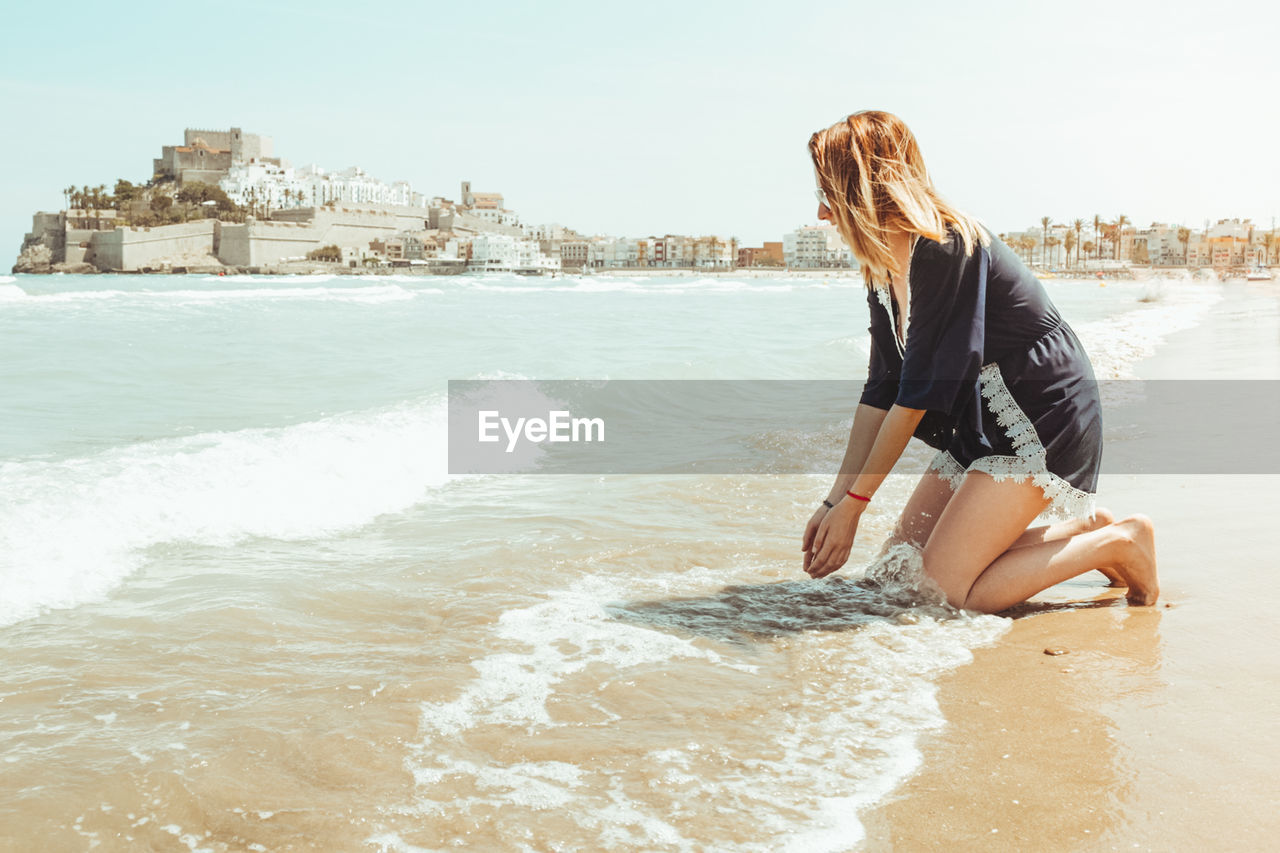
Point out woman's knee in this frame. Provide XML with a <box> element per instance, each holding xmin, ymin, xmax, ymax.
<box><xmin>918</xmin><ymin>549</ymin><xmax>975</xmax><ymax>608</ymax></box>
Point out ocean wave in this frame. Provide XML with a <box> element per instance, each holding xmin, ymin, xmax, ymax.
<box><xmin>458</xmin><ymin>276</ymin><xmax>853</xmax><ymax>295</ymax></box>
<box><xmin>2</xmin><ymin>284</ymin><xmax>432</xmax><ymax>305</ymax></box>
<box><xmin>1075</xmin><ymin>277</ymin><xmax>1223</xmax><ymax>379</ymax></box>
<box><xmin>0</xmin><ymin>399</ymin><xmax>451</xmax><ymax>627</ymax></box>
<box><xmin>200</xmin><ymin>273</ymin><xmax>341</xmax><ymax>284</ymax></box>
<box><xmin>394</xmin><ymin>551</ymin><xmax>1007</xmax><ymax>850</ymax></box>
<box><xmin>156</xmin><ymin>284</ymin><xmax>421</xmax><ymax>302</ymax></box>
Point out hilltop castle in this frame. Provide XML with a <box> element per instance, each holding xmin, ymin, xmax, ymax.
<box><xmin>153</xmin><ymin>127</ymin><xmax>280</xmax><ymax>185</ymax></box>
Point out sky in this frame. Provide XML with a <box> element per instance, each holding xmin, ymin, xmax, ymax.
<box><xmin>2</xmin><ymin>0</ymin><xmax>1277</xmax><ymax>252</ymax></box>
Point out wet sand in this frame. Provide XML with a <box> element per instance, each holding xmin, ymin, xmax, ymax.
<box><xmin>863</xmin><ymin>282</ymin><xmax>1280</xmax><ymax>850</ymax></box>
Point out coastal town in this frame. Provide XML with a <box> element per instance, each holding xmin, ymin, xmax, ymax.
<box><xmin>11</xmin><ymin>125</ymin><xmax>1278</xmax><ymax>278</ymax></box>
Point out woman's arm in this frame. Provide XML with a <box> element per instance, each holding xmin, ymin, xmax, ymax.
<box><xmin>845</xmin><ymin>403</ymin><xmax>926</xmax><ymax>502</ymax></box>
<box><xmin>803</xmin><ymin>403</ymin><xmax>890</xmax><ymax>570</ymax></box>
<box><xmin>826</xmin><ymin>403</ymin><xmax>890</xmax><ymax>503</ymax></box>
<box><xmin>806</xmin><ymin>403</ymin><xmax>926</xmax><ymax>578</ymax></box>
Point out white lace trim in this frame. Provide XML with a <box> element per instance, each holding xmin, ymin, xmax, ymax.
<box><xmin>969</xmin><ymin>362</ymin><xmax>1096</xmax><ymax>522</ymax></box>
<box><xmin>925</xmin><ymin>365</ymin><xmax>1096</xmax><ymax>522</ymax></box>
<box><xmin>874</xmin><ymin>285</ymin><xmax>905</xmax><ymax>358</ymax></box>
<box><xmin>928</xmin><ymin>450</ymin><xmax>966</xmax><ymax>491</ymax></box>
<box><xmin>875</xmin><ymin>237</ymin><xmax>917</xmax><ymax>358</ymax></box>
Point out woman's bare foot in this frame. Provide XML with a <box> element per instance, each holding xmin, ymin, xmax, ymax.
<box><xmin>1087</xmin><ymin>508</ymin><xmax>1127</xmax><ymax>586</ymax></box>
<box><xmin>1109</xmin><ymin>514</ymin><xmax>1159</xmax><ymax>605</ymax></box>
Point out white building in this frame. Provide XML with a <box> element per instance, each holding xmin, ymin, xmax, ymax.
<box><xmin>587</xmin><ymin>234</ymin><xmax>735</xmax><ymax>269</ymax></box>
<box><xmin>1207</xmin><ymin>219</ymin><xmax>1252</xmax><ymax>240</ymax></box>
<box><xmin>597</xmin><ymin>237</ymin><xmax>642</xmax><ymax>268</ymax></box>
<box><xmin>1132</xmin><ymin>223</ymin><xmax>1190</xmax><ymax>265</ymax></box>
<box><xmin>443</xmin><ymin>237</ymin><xmax>466</xmax><ymax>260</ymax></box>
<box><xmin>468</xmin><ymin>233</ymin><xmax>560</xmax><ymax>273</ymax></box>
<box><xmin>219</xmin><ymin>162</ymin><xmax>420</xmax><ymax>211</ymax></box>
<box><xmin>783</xmin><ymin>224</ymin><xmax>853</xmax><ymax>268</ymax></box>
<box><xmin>523</xmin><ymin>222</ymin><xmax>570</xmax><ymax>241</ymax></box>
<box><xmin>690</xmin><ymin>235</ymin><xmax>735</xmax><ymax>269</ymax></box>
<box><xmin>467</xmin><ymin>207</ymin><xmax>522</xmax><ymax>228</ymax></box>
<box><xmin>219</xmin><ymin>161</ymin><xmax>308</xmax><ymax>210</ymax></box>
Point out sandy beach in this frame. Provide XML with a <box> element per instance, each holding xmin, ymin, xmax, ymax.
<box><xmin>862</xmin><ymin>281</ymin><xmax>1280</xmax><ymax>850</ymax></box>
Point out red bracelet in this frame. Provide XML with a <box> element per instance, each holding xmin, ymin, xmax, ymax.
<box><xmin>846</xmin><ymin>490</ymin><xmax>871</xmax><ymax>503</ymax></box>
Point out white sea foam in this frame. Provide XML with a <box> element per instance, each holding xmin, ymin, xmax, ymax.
<box><xmin>154</xmin><ymin>284</ymin><xmax>421</xmax><ymax>303</ymax></box>
<box><xmin>200</xmin><ymin>273</ymin><xmax>340</xmax><ymax>284</ymax></box>
<box><xmin>396</xmin><ymin>552</ymin><xmax>1007</xmax><ymax>850</ymax></box>
<box><xmin>0</xmin><ymin>398</ymin><xmax>451</xmax><ymax>627</ymax></box>
<box><xmin>1075</xmin><ymin>277</ymin><xmax>1223</xmax><ymax>379</ymax></box>
<box><xmin>457</xmin><ymin>275</ymin><xmax>852</xmax><ymax>295</ymax></box>
<box><xmin>415</xmin><ymin>577</ymin><xmax>744</xmax><ymax>739</ymax></box>
<box><xmin>3</xmin><ymin>284</ymin><xmax>429</xmax><ymax>305</ymax></box>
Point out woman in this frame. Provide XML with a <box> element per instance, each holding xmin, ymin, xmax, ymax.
<box><xmin>800</xmin><ymin>111</ymin><xmax>1158</xmax><ymax>613</ymax></box>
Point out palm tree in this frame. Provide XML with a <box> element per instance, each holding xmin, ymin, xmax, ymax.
<box><xmin>1114</xmin><ymin>214</ymin><xmax>1130</xmax><ymax>260</ymax></box>
<box><xmin>1177</xmin><ymin>227</ymin><xmax>1191</xmax><ymax>265</ymax></box>
<box><xmin>707</xmin><ymin>236</ymin><xmax>724</xmax><ymax>268</ymax></box>
<box><xmin>1093</xmin><ymin>214</ymin><xmax>1104</xmax><ymax>262</ymax></box>
<box><xmin>1072</xmin><ymin>219</ymin><xmax>1085</xmax><ymax>268</ymax></box>
<box><xmin>1047</xmin><ymin>236</ymin><xmax>1062</xmax><ymax>268</ymax></box>
<box><xmin>1064</xmin><ymin>230</ymin><xmax>1077</xmax><ymax>269</ymax></box>
<box><xmin>91</xmin><ymin>185</ymin><xmax>107</xmax><ymax>225</ymax></box>
<box><xmin>1040</xmin><ymin>215</ymin><xmax>1051</xmax><ymax>267</ymax></box>
<box><xmin>63</xmin><ymin>185</ymin><xmax>75</xmax><ymax>211</ymax></box>
<box><xmin>1020</xmin><ymin>235</ymin><xmax>1038</xmax><ymax>263</ymax></box>
<box><xmin>1083</xmin><ymin>240</ymin><xmax>1096</xmax><ymax>260</ymax></box>
<box><xmin>1101</xmin><ymin>222</ymin><xmax>1116</xmax><ymax>261</ymax></box>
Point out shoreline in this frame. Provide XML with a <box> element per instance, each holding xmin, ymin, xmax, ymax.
<box><xmin>860</xmin><ymin>281</ymin><xmax>1280</xmax><ymax>849</ymax></box>
<box><xmin>4</xmin><ymin>267</ymin><xmax>1247</xmax><ymax>283</ymax></box>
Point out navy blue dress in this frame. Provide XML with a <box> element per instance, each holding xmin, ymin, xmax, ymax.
<box><xmin>859</xmin><ymin>226</ymin><xmax>1102</xmax><ymax>521</ymax></box>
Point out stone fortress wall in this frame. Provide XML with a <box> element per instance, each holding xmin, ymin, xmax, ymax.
<box><xmin>218</xmin><ymin>206</ymin><xmax>432</xmax><ymax>267</ymax></box>
<box><xmin>16</xmin><ymin>203</ymin><xmax>438</xmax><ymax>271</ymax></box>
<box><xmin>93</xmin><ymin>221</ymin><xmax>219</xmax><ymax>271</ymax></box>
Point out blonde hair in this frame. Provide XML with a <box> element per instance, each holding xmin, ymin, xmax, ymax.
<box><xmin>808</xmin><ymin>110</ymin><xmax>988</xmax><ymax>287</ymax></box>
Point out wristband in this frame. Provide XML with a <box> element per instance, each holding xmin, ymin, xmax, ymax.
<box><xmin>822</xmin><ymin>499</ymin><xmax>835</xmax><ymax>509</ymax></box>
<box><xmin>846</xmin><ymin>490</ymin><xmax>871</xmax><ymax>503</ymax></box>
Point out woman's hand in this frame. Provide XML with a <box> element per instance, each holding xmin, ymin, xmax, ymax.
<box><xmin>801</xmin><ymin>505</ymin><xmax>831</xmax><ymax>573</ymax></box>
<box><xmin>806</xmin><ymin>500</ymin><xmax>866</xmax><ymax>579</ymax></box>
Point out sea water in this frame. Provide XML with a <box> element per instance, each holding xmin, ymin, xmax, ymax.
<box><xmin>0</xmin><ymin>271</ymin><xmax>1220</xmax><ymax>850</ymax></box>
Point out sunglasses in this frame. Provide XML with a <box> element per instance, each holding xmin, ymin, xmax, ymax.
<box><xmin>815</xmin><ymin>187</ymin><xmax>830</xmax><ymax>207</ymax></box>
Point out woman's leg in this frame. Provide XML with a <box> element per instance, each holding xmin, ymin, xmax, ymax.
<box><xmin>921</xmin><ymin>471</ymin><xmax>1158</xmax><ymax>614</ymax></box>
<box><xmin>1010</xmin><ymin>508</ymin><xmax>1125</xmax><ymax>586</ymax></box>
<box><xmin>1009</xmin><ymin>508</ymin><xmax>1115</xmax><ymax>549</ymax></box>
<box><xmin>884</xmin><ymin>468</ymin><xmax>957</xmax><ymax>549</ymax></box>
<box><xmin>887</xmin><ymin>470</ymin><xmax>1120</xmax><ymax>588</ymax></box>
